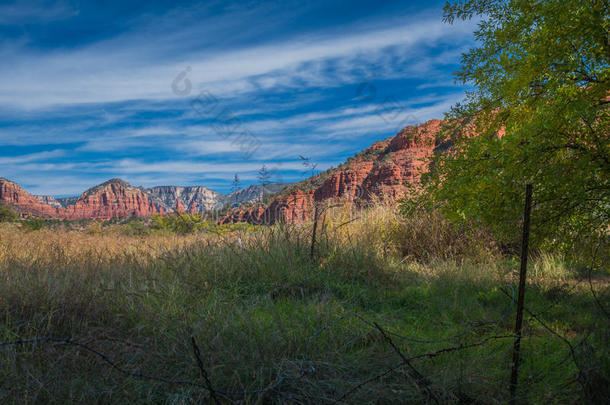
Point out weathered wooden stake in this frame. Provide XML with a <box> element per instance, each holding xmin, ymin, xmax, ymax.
<box><xmin>509</xmin><ymin>184</ymin><xmax>533</xmax><ymax>404</ymax></box>
<box><xmin>310</xmin><ymin>203</ymin><xmax>320</xmax><ymax>260</ymax></box>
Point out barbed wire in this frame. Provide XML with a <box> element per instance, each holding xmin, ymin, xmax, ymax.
<box><xmin>1</xmin><ymin>310</ymin><xmax>513</xmax><ymax>401</ymax></box>
<box><xmin>1</xmin><ymin>282</ymin><xmax>603</xmax><ymax>403</ymax></box>
<box><xmin>332</xmin><ymin>333</ymin><xmax>515</xmax><ymax>403</ymax></box>
<box><xmin>0</xmin><ymin>335</ymin><xmax>313</xmax><ymax>401</ymax></box>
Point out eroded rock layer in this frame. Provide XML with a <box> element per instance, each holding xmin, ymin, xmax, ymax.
<box><xmin>1</xmin><ymin>178</ymin><xmax>165</xmax><ymax>219</ymax></box>
<box><xmin>220</xmin><ymin>119</ymin><xmax>444</xmax><ymax>224</ymax></box>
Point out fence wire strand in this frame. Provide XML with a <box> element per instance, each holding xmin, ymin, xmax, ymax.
<box><xmin>0</xmin><ymin>284</ymin><xmax>602</xmax><ymax>403</ymax></box>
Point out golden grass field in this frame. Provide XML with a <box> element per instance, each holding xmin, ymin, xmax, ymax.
<box><xmin>0</xmin><ymin>204</ymin><xmax>608</xmax><ymax>403</ymax></box>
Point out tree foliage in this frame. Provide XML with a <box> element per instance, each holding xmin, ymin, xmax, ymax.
<box><xmin>258</xmin><ymin>165</ymin><xmax>272</xmax><ymax>201</ymax></box>
<box><xmin>423</xmin><ymin>0</ymin><xmax>609</xmax><ymax>252</ymax></box>
<box><xmin>151</xmin><ymin>213</ymin><xmax>209</xmax><ymax>234</ymax></box>
<box><xmin>231</xmin><ymin>173</ymin><xmax>241</xmax><ymax>206</ymax></box>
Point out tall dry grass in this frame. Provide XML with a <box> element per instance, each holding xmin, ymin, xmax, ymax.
<box><xmin>0</xmin><ymin>203</ymin><xmax>607</xmax><ymax>404</ymax></box>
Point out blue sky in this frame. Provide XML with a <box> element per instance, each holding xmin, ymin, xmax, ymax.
<box><xmin>0</xmin><ymin>0</ymin><xmax>475</xmax><ymax>196</ymax></box>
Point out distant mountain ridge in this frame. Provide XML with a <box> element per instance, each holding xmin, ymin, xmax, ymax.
<box><xmin>223</xmin><ymin>183</ymin><xmax>290</xmax><ymax>206</ymax></box>
<box><xmin>145</xmin><ymin>185</ymin><xmax>222</xmax><ymax>213</ymax></box>
<box><xmin>34</xmin><ymin>195</ymin><xmax>79</xmax><ymax>208</ymax></box>
<box><xmin>0</xmin><ymin>177</ymin><xmax>291</xmax><ymax>220</ymax></box>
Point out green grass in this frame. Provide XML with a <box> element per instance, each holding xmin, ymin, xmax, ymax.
<box><xmin>0</xmin><ymin>207</ymin><xmax>608</xmax><ymax>404</ymax></box>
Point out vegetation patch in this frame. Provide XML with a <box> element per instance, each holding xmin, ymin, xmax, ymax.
<box><xmin>0</xmin><ymin>203</ymin><xmax>607</xmax><ymax>403</ymax></box>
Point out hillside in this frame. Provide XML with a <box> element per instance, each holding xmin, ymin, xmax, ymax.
<box><xmin>220</xmin><ymin>119</ymin><xmax>444</xmax><ymax>224</ymax></box>
<box><xmin>0</xmin><ymin>178</ymin><xmax>64</xmax><ymax>218</ymax></box>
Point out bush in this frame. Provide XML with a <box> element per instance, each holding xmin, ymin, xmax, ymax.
<box><xmin>391</xmin><ymin>208</ymin><xmax>497</xmax><ymax>262</ymax></box>
<box><xmin>151</xmin><ymin>213</ymin><xmax>214</xmax><ymax>234</ymax></box>
<box><xmin>121</xmin><ymin>220</ymin><xmax>151</xmax><ymax>236</ymax></box>
<box><xmin>21</xmin><ymin>218</ymin><xmax>46</xmax><ymax>231</ymax></box>
<box><xmin>0</xmin><ymin>204</ymin><xmax>18</xmax><ymax>222</ymax></box>
<box><xmin>85</xmin><ymin>221</ymin><xmax>104</xmax><ymax>235</ymax></box>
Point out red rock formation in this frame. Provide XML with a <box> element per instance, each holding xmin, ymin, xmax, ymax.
<box><xmin>0</xmin><ymin>178</ymin><xmax>61</xmax><ymax>217</ymax></box>
<box><xmin>220</xmin><ymin>119</ymin><xmax>444</xmax><ymax>224</ymax></box>
<box><xmin>0</xmin><ymin>178</ymin><xmax>165</xmax><ymax>219</ymax></box>
<box><xmin>187</xmin><ymin>200</ymin><xmax>199</xmax><ymax>214</ymax></box>
<box><xmin>175</xmin><ymin>199</ymin><xmax>185</xmax><ymax>213</ymax></box>
<box><xmin>61</xmin><ymin>179</ymin><xmax>165</xmax><ymax>219</ymax></box>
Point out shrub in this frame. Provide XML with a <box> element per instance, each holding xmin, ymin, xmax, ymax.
<box><xmin>391</xmin><ymin>208</ymin><xmax>497</xmax><ymax>262</ymax></box>
<box><xmin>121</xmin><ymin>220</ymin><xmax>151</xmax><ymax>236</ymax></box>
<box><xmin>0</xmin><ymin>203</ymin><xmax>18</xmax><ymax>222</ymax></box>
<box><xmin>85</xmin><ymin>221</ymin><xmax>104</xmax><ymax>235</ymax></box>
<box><xmin>151</xmin><ymin>213</ymin><xmax>215</xmax><ymax>234</ymax></box>
<box><xmin>21</xmin><ymin>218</ymin><xmax>46</xmax><ymax>231</ymax></box>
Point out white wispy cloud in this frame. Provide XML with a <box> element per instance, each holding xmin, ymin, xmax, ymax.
<box><xmin>0</xmin><ymin>2</ymin><xmax>474</xmax><ymax>195</ymax></box>
<box><xmin>0</xmin><ymin>10</ymin><xmax>474</xmax><ymax>109</ymax></box>
<box><xmin>0</xmin><ymin>149</ymin><xmax>66</xmax><ymax>164</ymax></box>
<box><xmin>67</xmin><ymin>93</ymin><xmax>461</xmax><ymax>160</ymax></box>
<box><xmin>0</xmin><ymin>0</ymin><xmax>78</xmax><ymax>25</ymax></box>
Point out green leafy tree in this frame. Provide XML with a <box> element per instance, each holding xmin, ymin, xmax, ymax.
<box><xmin>423</xmin><ymin>0</ymin><xmax>609</xmax><ymax>252</ymax></box>
<box><xmin>151</xmin><ymin>212</ymin><xmax>212</xmax><ymax>234</ymax></box>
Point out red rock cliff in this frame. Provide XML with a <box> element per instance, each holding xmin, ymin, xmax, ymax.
<box><xmin>61</xmin><ymin>179</ymin><xmax>165</xmax><ymax>219</ymax></box>
<box><xmin>0</xmin><ymin>178</ymin><xmax>165</xmax><ymax>219</ymax></box>
<box><xmin>220</xmin><ymin>119</ymin><xmax>444</xmax><ymax>224</ymax></box>
<box><xmin>0</xmin><ymin>178</ymin><xmax>62</xmax><ymax>217</ymax></box>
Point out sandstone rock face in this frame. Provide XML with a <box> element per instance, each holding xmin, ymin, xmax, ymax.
<box><xmin>1</xmin><ymin>178</ymin><xmax>62</xmax><ymax>217</ymax></box>
<box><xmin>220</xmin><ymin>119</ymin><xmax>444</xmax><ymax>224</ymax></box>
<box><xmin>1</xmin><ymin>178</ymin><xmax>165</xmax><ymax>220</ymax></box>
<box><xmin>60</xmin><ymin>179</ymin><xmax>165</xmax><ymax>220</ymax></box>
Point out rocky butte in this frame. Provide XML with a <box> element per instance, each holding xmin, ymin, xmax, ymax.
<box><xmin>0</xmin><ymin>178</ymin><xmax>165</xmax><ymax>220</ymax></box>
<box><xmin>220</xmin><ymin>118</ymin><xmax>446</xmax><ymax>224</ymax></box>
<box><xmin>1</xmin><ymin>178</ymin><xmax>65</xmax><ymax>218</ymax></box>
<box><xmin>0</xmin><ymin>178</ymin><xmax>292</xmax><ymax>220</ymax></box>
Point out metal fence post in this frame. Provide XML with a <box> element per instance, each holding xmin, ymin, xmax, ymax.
<box><xmin>509</xmin><ymin>184</ymin><xmax>533</xmax><ymax>404</ymax></box>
